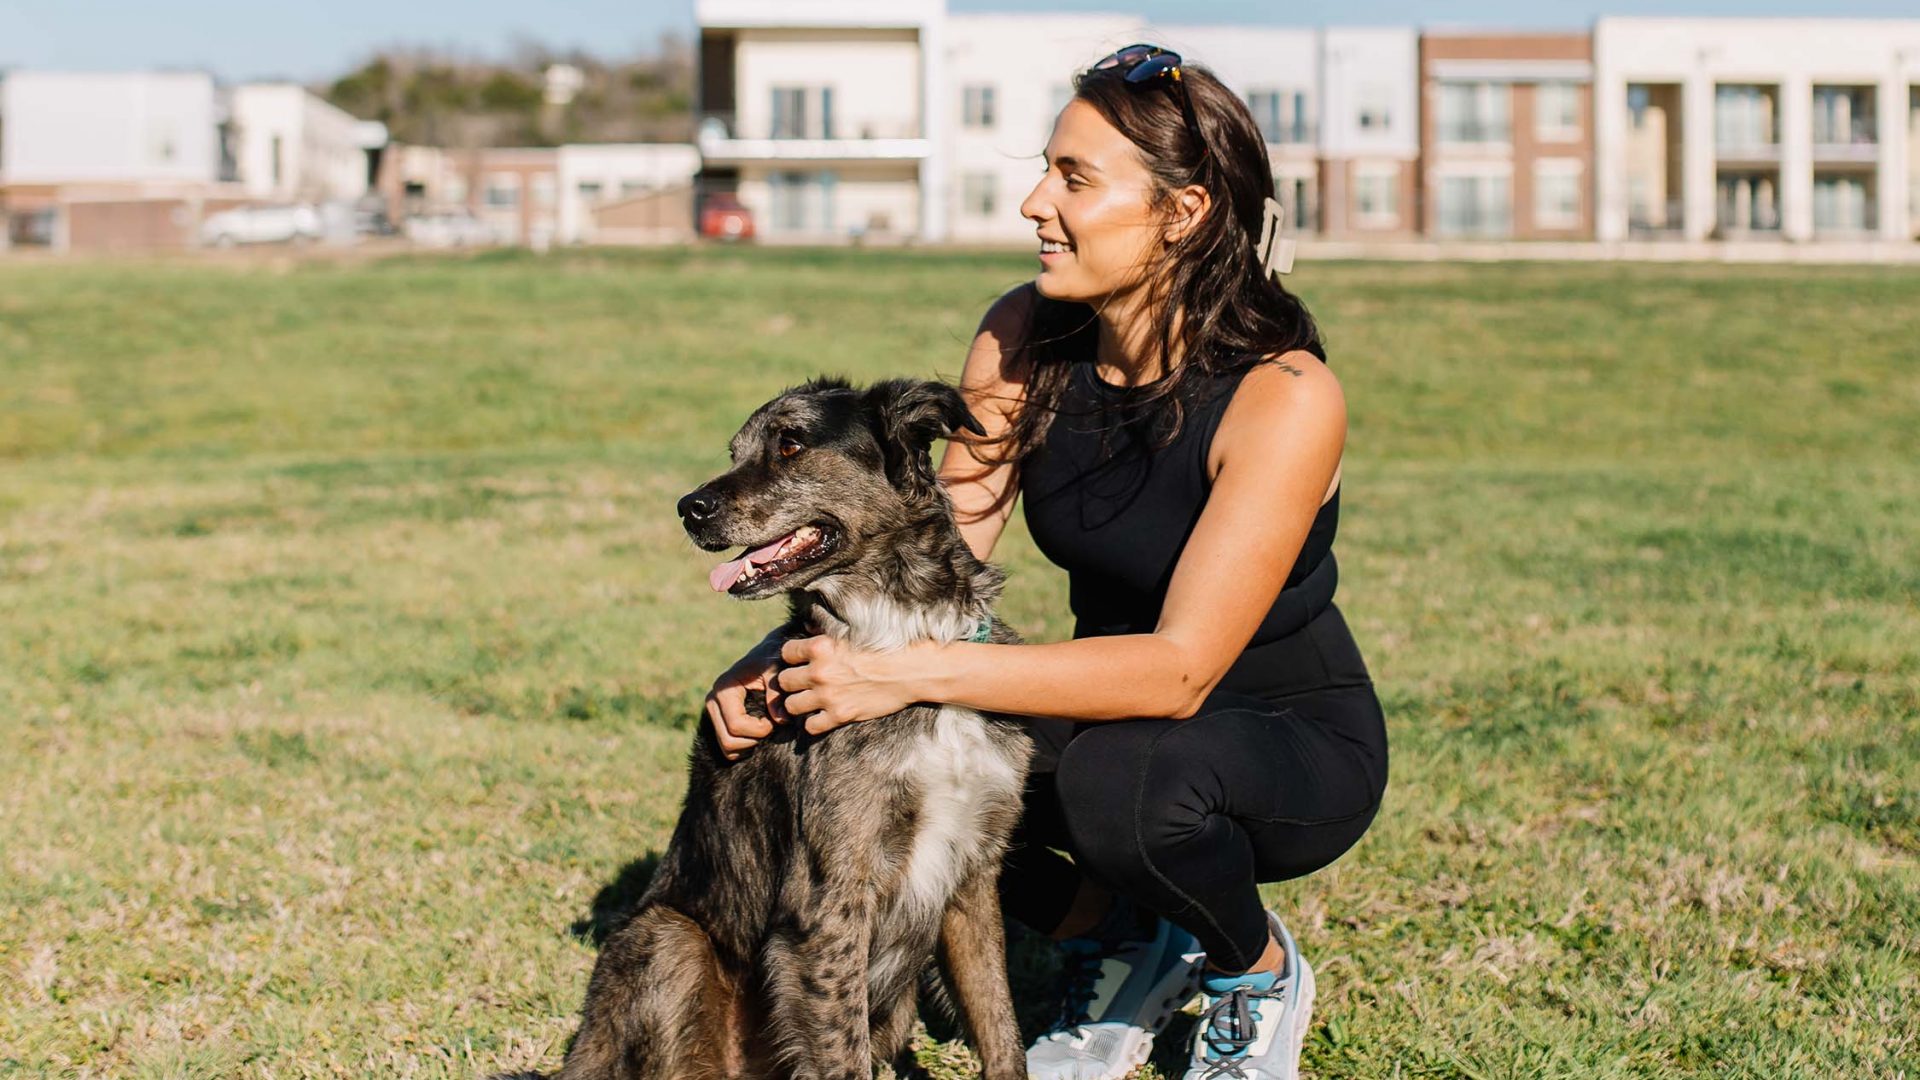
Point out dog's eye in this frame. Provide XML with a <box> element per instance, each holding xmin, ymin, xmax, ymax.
<box><xmin>777</xmin><ymin>434</ymin><xmax>805</xmax><ymax>459</ymax></box>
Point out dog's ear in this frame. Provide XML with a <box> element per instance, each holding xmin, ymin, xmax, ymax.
<box><xmin>865</xmin><ymin>379</ymin><xmax>987</xmax><ymax>496</ymax></box>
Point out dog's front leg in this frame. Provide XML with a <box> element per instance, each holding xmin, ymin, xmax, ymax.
<box><xmin>763</xmin><ymin>904</ymin><xmax>874</xmax><ymax>1080</ymax></box>
<box><xmin>936</xmin><ymin>867</ymin><xmax>1025</xmax><ymax>1080</ymax></box>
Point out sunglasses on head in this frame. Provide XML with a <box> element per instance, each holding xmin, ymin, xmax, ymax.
<box><xmin>1089</xmin><ymin>43</ymin><xmax>1206</xmax><ymax>158</ymax></box>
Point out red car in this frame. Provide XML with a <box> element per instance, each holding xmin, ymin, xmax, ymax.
<box><xmin>700</xmin><ymin>193</ymin><xmax>754</xmax><ymax>241</ymax></box>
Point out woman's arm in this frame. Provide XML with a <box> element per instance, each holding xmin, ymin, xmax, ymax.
<box><xmin>777</xmin><ymin>352</ymin><xmax>1347</xmax><ymax>731</ymax></box>
<box><xmin>937</xmin><ymin>285</ymin><xmax>1034</xmax><ymax>563</ymax></box>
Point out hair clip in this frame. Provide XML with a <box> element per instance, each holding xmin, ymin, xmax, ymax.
<box><xmin>1257</xmin><ymin>196</ymin><xmax>1296</xmax><ymax>278</ymax></box>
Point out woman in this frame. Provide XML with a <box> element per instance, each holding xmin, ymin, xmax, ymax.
<box><xmin>704</xmin><ymin>46</ymin><xmax>1387</xmax><ymax>1080</ymax></box>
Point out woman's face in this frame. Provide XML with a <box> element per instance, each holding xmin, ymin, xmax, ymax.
<box><xmin>1020</xmin><ymin>99</ymin><xmax>1167</xmax><ymax>303</ymax></box>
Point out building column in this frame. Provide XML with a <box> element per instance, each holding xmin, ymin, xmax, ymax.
<box><xmin>1682</xmin><ymin>73</ymin><xmax>1716</xmax><ymax>241</ymax></box>
<box><xmin>1594</xmin><ymin>68</ymin><xmax>1627</xmax><ymax>241</ymax></box>
<box><xmin>1780</xmin><ymin>74</ymin><xmax>1812</xmax><ymax>241</ymax></box>
<box><xmin>918</xmin><ymin>15</ymin><xmax>949</xmax><ymax>243</ymax></box>
<box><xmin>1877</xmin><ymin>75</ymin><xmax>1908</xmax><ymax>241</ymax></box>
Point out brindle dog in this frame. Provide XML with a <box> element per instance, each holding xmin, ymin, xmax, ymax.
<box><xmin>551</xmin><ymin>377</ymin><xmax>1034</xmax><ymax>1080</ymax></box>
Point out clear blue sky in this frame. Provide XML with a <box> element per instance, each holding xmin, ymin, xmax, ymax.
<box><xmin>3</xmin><ymin>0</ymin><xmax>1916</xmax><ymax>84</ymax></box>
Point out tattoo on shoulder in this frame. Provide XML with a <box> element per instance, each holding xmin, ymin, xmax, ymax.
<box><xmin>1274</xmin><ymin>361</ymin><xmax>1304</xmax><ymax>378</ymax></box>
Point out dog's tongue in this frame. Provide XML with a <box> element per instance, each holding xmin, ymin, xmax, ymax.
<box><xmin>708</xmin><ymin>531</ymin><xmax>796</xmax><ymax>593</ymax></box>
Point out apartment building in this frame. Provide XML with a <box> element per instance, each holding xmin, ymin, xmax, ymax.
<box><xmin>1419</xmin><ymin>31</ymin><xmax>1594</xmax><ymax>240</ymax></box>
<box><xmin>556</xmin><ymin>143</ymin><xmax>701</xmax><ymax>244</ymax></box>
<box><xmin>228</xmin><ymin>83</ymin><xmax>386</xmax><ymax>203</ymax></box>
<box><xmin>695</xmin><ymin>0</ymin><xmax>943</xmax><ymax>244</ymax></box>
<box><xmin>1594</xmin><ymin>18</ymin><xmax>1920</xmax><ymax>243</ymax></box>
<box><xmin>1164</xmin><ymin>25</ymin><xmax>1322</xmax><ymax>234</ymax></box>
<box><xmin>945</xmin><ymin>12</ymin><xmax>1145</xmax><ymax>244</ymax></box>
<box><xmin>0</xmin><ymin>70</ymin><xmax>388</xmax><ymax>251</ymax></box>
<box><xmin>1319</xmin><ymin>28</ymin><xmax>1420</xmax><ymax>238</ymax></box>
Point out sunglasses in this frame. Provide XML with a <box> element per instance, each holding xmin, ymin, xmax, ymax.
<box><xmin>1090</xmin><ymin>43</ymin><xmax>1206</xmax><ymax>158</ymax></box>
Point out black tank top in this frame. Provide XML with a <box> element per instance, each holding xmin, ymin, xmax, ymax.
<box><xmin>1019</xmin><ymin>356</ymin><xmax>1340</xmax><ymax>650</ymax></box>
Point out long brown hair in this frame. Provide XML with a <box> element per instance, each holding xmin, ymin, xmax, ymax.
<box><xmin>977</xmin><ymin>57</ymin><xmax>1324</xmax><ymax>466</ymax></box>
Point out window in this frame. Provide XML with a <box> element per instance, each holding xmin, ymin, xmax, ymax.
<box><xmin>1436</xmin><ymin>173</ymin><xmax>1511</xmax><ymax>237</ymax></box>
<box><xmin>1813</xmin><ymin>175</ymin><xmax>1871</xmax><ymax>231</ymax></box>
<box><xmin>1354</xmin><ymin>167</ymin><xmax>1399</xmax><ymax>226</ymax></box>
<box><xmin>621</xmin><ymin>180</ymin><xmax>652</xmax><ymax>198</ymax></box>
<box><xmin>484</xmin><ymin>174</ymin><xmax>520</xmax><ymax>208</ymax></box>
<box><xmin>962</xmin><ymin>172</ymin><xmax>996</xmax><ymax>217</ymax></box>
<box><xmin>1357</xmin><ymin>83</ymin><xmax>1392</xmax><ymax>131</ymax></box>
<box><xmin>767</xmin><ymin>170</ymin><xmax>837</xmax><ymax>233</ymax></box>
<box><xmin>772</xmin><ymin>86</ymin><xmax>834</xmax><ymax>139</ymax></box>
<box><xmin>1535</xmin><ymin>82</ymin><xmax>1580</xmax><ymax>141</ymax></box>
<box><xmin>1812</xmin><ymin>86</ymin><xmax>1875</xmax><ymax>145</ymax></box>
<box><xmin>1438</xmin><ymin>82</ymin><xmax>1510</xmax><ymax>144</ymax></box>
<box><xmin>578</xmin><ymin>181</ymin><xmax>603</xmax><ymax>201</ymax></box>
<box><xmin>1533</xmin><ymin>160</ymin><xmax>1582</xmax><ymax>229</ymax></box>
<box><xmin>1248</xmin><ymin>90</ymin><xmax>1310</xmax><ymax>144</ymax></box>
<box><xmin>270</xmin><ymin>135</ymin><xmax>283</xmax><ymax>185</ymax></box>
<box><xmin>1714</xmin><ymin>85</ymin><xmax>1777</xmax><ymax>149</ymax></box>
<box><xmin>963</xmin><ymin>84</ymin><xmax>997</xmax><ymax>129</ymax></box>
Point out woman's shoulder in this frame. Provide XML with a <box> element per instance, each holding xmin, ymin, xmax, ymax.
<box><xmin>1219</xmin><ymin>349</ymin><xmax>1346</xmax><ymax>441</ymax></box>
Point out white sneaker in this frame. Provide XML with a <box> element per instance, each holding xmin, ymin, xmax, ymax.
<box><xmin>1180</xmin><ymin>913</ymin><xmax>1315</xmax><ymax>1080</ymax></box>
<box><xmin>1026</xmin><ymin>917</ymin><xmax>1207</xmax><ymax>1080</ymax></box>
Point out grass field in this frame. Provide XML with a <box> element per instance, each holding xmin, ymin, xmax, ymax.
<box><xmin>0</xmin><ymin>248</ymin><xmax>1916</xmax><ymax>1080</ymax></box>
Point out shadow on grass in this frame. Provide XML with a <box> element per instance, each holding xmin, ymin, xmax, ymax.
<box><xmin>570</xmin><ymin>851</ymin><xmax>663</xmax><ymax>947</ymax></box>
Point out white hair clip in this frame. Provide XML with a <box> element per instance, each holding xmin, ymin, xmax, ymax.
<box><xmin>1256</xmin><ymin>196</ymin><xmax>1296</xmax><ymax>278</ymax></box>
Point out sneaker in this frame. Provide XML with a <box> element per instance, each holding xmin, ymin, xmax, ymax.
<box><xmin>1027</xmin><ymin>916</ymin><xmax>1207</xmax><ymax>1080</ymax></box>
<box><xmin>1180</xmin><ymin>913</ymin><xmax>1316</xmax><ymax>1080</ymax></box>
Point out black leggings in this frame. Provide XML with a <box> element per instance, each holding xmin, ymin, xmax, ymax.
<box><xmin>998</xmin><ymin>604</ymin><xmax>1388</xmax><ymax>972</ymax></box>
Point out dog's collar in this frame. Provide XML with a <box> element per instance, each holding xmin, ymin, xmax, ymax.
<box><xmin>800</xmin><ymin>614</ymin><xmax>995</xmax><ymax>644</ymax></box>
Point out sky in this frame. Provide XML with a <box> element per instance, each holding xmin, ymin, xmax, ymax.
<box><xmin>3</xmin><ymin>0</ymin><xmax>1918</xmax><ymax>84</ymax></box>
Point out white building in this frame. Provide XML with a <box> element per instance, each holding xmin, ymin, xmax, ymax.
<box><xmin>1164</xmin><ymin>25</ymin><xmax>1322</xmax><ymax>232</ymax></box>
<box><xmin>944</xmin><ymin>12</ymin><xmax>1146</xmax><ymax>244</ymax></box>
<box><xmin>695</xmin><ymin>0</ymin><xmax>944</xmax><ymax>244</ymax></box>
<box><xmin>0</xmin><ymin>70</ymin><xmax>224</xmax><ymax>186</ymax></box>
<box><xmin>556</xmin><ymin>143</ymin><xmax>701</xmax><ymax>243</ymax></box>
<box><xmin>1594</xmin><ymin>17</ymin><xmax>1920</xmax><ymax>243</ymax></box>
<box><xmin>1319</xmin><ymin>27</ymin><xmax>1420</xmax><ymax>237</ymax></box>
<box><xmin>228</xmin><ymin>83</ymin><xmax>386</xmax><ymax>203</ymax></box>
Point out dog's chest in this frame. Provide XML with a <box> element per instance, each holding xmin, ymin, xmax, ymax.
<box><xmin>889</xmin><ymin>705</ymin><xmax>1022</xmax><ymax>910</ymax></box>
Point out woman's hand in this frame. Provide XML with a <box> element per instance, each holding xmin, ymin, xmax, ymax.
<box><xmin>776</xmin><ymin>636</ymin><xmax>923</xmax><ymax>736</ymax></box>
<box><xmin>704</xmin><ymin>632</ymin><xmax>791</xmax><ymax>761</ymax></box>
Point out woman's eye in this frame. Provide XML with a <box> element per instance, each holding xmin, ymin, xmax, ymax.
<box><xmin>778</xmin><ymin>435</ymin><xmax>804</xmax><ymax>458</ymax></box>
<box><xmin>1065</xmin><ymin>175</ymin><xmax>1088</xmax><ymax>190</ymax></box>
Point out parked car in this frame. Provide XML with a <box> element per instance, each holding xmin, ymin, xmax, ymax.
<box><xmin>199</xmin><ymin>204</ymin><xmax>322</xmax><ymax>247</ymax></box>
<box><xmin>404</xmin><ymin>210</ymin><xmax>502</xmax><ymax>248</ymax></box>
<box><xmin>700</xmin><ymin>193</ymin><xmax>754</xmax><ymax>241</ymax></box>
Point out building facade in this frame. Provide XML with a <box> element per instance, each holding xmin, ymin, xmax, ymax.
<box><xmin>1594</xmin><ymin>17</ymin><xmax>1920</xmax><ymax>243</ymax></box>
<box><xmin>1319</xmin><ymin>28</ymin><xmax>1421</xmax><ymax>239</ymax></box>
<box><xmin>695</xmin><ymin>0</ymin><xmax>944</xmax><ymax>244</ymax></box>
<box><xmin>1419</xmin><ymin>32</ymin><xmax>1595</xmax><ymax>240</ymax></box>
<box><xmin>228</xmin><ymin>83</ymin><xmax>386</xmax><ymax>203</ymax></box>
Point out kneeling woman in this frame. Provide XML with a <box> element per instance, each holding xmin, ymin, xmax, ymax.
<box><xmin>708</xmin><ymin>45</ymin><xmax>1388</xmax><ymax>1080</ymax></box>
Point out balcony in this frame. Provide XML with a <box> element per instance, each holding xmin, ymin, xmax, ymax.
<box><xmin>1437</xmin><ymin>120</ymin><xmax>1511</xmax><ymax>145</ymax></box>
<box><xmin>1714</xmin><ymin>84</ymin><xmax>1780</xmax><ymax>165</ymax></box>
<box><xmin>1811</xmin><ymin>88</ymin><xmax>1879</xmax><ymax>164</ymax></box>
<box><xmin>696</xmin><ymin>111</ymin><xmax>930</xmax><ymax>164</ymax></box>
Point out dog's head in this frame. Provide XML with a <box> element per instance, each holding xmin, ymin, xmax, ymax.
<box><xmin>678</xmin><ymin>376</ymin><xmax>986</xmax><ymax>599</ymax></box>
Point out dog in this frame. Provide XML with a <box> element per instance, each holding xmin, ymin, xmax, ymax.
<box><xmin>550</xmin><ymin>377</ymin><xmax>1034</xmax><ymax>1080</ymax></box>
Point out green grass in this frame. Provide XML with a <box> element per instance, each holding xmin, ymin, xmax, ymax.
<box><xmin>1</xmin><ymin>248</ymin><xmax>1915</xmax><ymax>1079</ymax></box>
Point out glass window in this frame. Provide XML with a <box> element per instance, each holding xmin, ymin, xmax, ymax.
<box><xmin>963</xmin><ymin>84</ymin><xmax>997</xmax><ymax>129</ymax></box>
<box><xmin>1436</xmin><ymin>173</ymin><xmax>1511</xmax><ymax>237</ymax></box>
<box><xmin>1533</xmin><ymin>161</ymin><xmax>1582</xmax><ymax>229</ymax></box>
<box><xmin>1536</xmin><ymin>82</ymin><xmax>1580</xmax><ymax>139</ymax></box>
<box><xmin>962</xmin><ymin>172</ymin><xmax>996</xmax><ymax>217</ymax></box>
<box><xmin>578</xmin><ymin>181</ymin><xmax>603</xmax><ymax>201</ymax></box>
<box><xmin>484</xmin><ymin>174</ymin><xmax>520</xmax><ymax>208</ymax></box>
<box><xmin>1357</xmin><ymin>83</ymin><xmax>1392</xmax><ymax>131</ymax></box>
<box><xmin>1355</xmin><ymin>168</ymin><xmax>1398</xmax><ymax>225</ymax></box>
<box><xmin>1438</xmin><ymin>83</ymin><xmax>1510</xmax><ymax>144</ymax></box>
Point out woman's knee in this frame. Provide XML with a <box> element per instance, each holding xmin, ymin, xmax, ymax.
<box><xmin>1054</xmin><ymin>721</ymin><xmax>1215</xmax><ymax>886</ymax></box>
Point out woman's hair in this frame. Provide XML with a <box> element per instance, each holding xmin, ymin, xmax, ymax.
<box><xmin>979</xmin><ymin>56</ymin><xmax>1323</xmax><ymax>466</ymax></box>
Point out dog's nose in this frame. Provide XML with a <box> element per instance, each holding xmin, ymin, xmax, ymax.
<box><xmin>678</xmin><ymin>489</ymin><xmax>720</xmax><ymax>523</ymax></box>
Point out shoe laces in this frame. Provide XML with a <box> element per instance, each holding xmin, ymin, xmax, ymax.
<box><xmin>1195</xmin><ymin>983</ymin><xmax>1275</xmax><ymax>1079</ymax></box>
<box><xmin>1047</xmin><ymin>940</ymin><xmax>1106</xmax><ymax>1036</ymax></box>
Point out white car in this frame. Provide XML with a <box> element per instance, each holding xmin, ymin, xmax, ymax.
<box><xmin>403</xmin><ymin>210</ymin><xmax>502</xmax><ymax>248</ymax></box>
<box><xmin>200</xmin><ymin>204</ymin><xmax>322</xmax><ymax>247</ymax></box>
